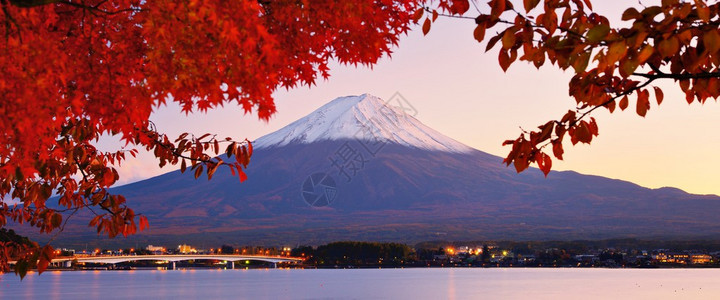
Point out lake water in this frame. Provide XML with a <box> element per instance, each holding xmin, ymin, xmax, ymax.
<box><xmin>2</xmin><ymin>268</ymin><xmax>720</xmax><ymax>299</ymax></box>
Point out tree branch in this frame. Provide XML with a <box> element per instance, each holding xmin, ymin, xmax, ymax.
<box><xmin>632</xmin><ymin>71</ymin><xmax>720</xmax><ymax>80</ymax></box>
<box><xmin>7</xmin><ymin>0</ymin><xmax>143</xmax><ymax>15</ymax></box>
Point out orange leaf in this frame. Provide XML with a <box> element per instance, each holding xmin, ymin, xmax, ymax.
<box><xmin>695</xmin><ymin>0</ymin><xmax>710</xmax><ymax>22</ymax></box>
<box><xmin>621</xmin><ymin>7</ymin><xmax>640</xmax><ymax>20</ymax></box>
<box><xmin>636</xmin><ymin>45</ymin><xmax>654</xmax><ymax>64</ymax></box>
<box><xmin>543</xmin><ymin>9</ymin><xmax>558</xmax><ymax>34</ymax></box>
<box><xmin>207</xmin><ymin>162</ymin><xmax>219</xmax><ymax>180</ymax></box>
<box><xmin>636</xmin><ymin>89</ymin><xmax>650</xmax><ymax>117</ymax></box>
<box><xmin>451</xmin><ymin>0</ymin><xmax>471</xmax><ymax>14</ymax></box>
<box><xmin>619</xmin><ymin>58</ymin><xmax>639</xmax><ymax>77</ymax></box>
<box><xmin>513</xmin><ymin>155</ymin><xmax>529</xmax><ymax>173</ymax></box>
<box><xmin>536</xmin><ymin>152</ymin><xmax>552</xmax><ymax>177</ymax></box>
<box><xmin>50</xmin><ymin>213</ymin><xmax>62</xmax><ymax>228</ymax></box>
<box><xmin>537</xmin><ymin>121</ymin><xmax>554</xmax><ymax>143</ymax></box>
<box><xmin>490</xmin><ymin>0</ymin><xmax>506</xmax><ymax>19</ymax></box>
<box><xmin>653</xmin><ymin>86</ymin><xmax>664</xmax><ymax>105</ymax></box>
<box><xmin>619</xmin><ymin>95</ymin><xmax>629</xmax><ymax>111</ymax></box>
<box><xmin>657</xmin><ymin>36</ymin><xmax>679</xmax><ymax>59</ymax></box>
<box><xmin>570</xmin><ymin>122</ymin><xmax>592</xmax><ymax>144</ymax></box>
<box><xmin>703</xmin><ymin>30</ymin><xmax>720</xmax><ymax>54</ymax></box>
<box><xmin>238</xmin><ymin>169</ymin><xmax>248</xmax><ymax>182</ymax></box>
<box><xmin>422</xmin><ymin>18</ymin><xmax>431</xmax><ymax>35</ymax></box>
<box><xmin>486</xmin><ymin>33</ymin><xmax>503</xmax><ymax>52</ymax></box>
<box><xmin>37</xmin><ymin>245</ymin><xmax>55</xmax><ymax>274</ymax></box>
<box><xmin>139</xmin><ymin>216</ymin><xmax>149</xmax><ymax>231</ymax></box>
<box><xmin>502</xmin><ymin>29</ymin><xmax>516</xmax><ymax>49</ymax></box>
<box><xmin>686</xmin><ymin>90</ymin><xmax>695</xmax><ymax>104</ymax></box>
<box><xmin>679</xmin><ymin>79</ymin><xmax>691</xmax><ymax>92</ymax></box>
<box><xmin>552</xmin><ymin>140</ymin><xmax>564</xmax><ymax>160</ymax></box>
<box><xmin>572</xmin><ymin>51</ymin><xmax>591</xmax><ymax>73</ymax></box>
<box><xmin>560</xmin><ymin>110</ymin><xmax>576</xmax><ymax>123</ymax></box>
<box><xmin>498</xmin><ymin>50</ymin><xmax>512</xmax><ymax>72</ymax></box>
<box><xmin>246</xmin><ymin>139</ymin><xmax>253</xmax><ymax>157</ymax></box>
<box><xmin>473</xmin><ymin>23</ymin><xmax>487</xmax><ymax>43</ymax></box>
<box><xmin>606</xmin><ymin>100</ymin><xmax>616</xmax><ymax>113</ymax></box>
<box><xmin>412</xmin><ymin>8</ymin><xmax>424</xmax><ymax>23</ymax></box>
<box><xmin>586</xmin><ymin>24</ymin><xmax>610</xmax><ymax>43</ymax></box>
<box><xmin>523</xmin><ymin>0</ymin><xmax>540</xmax><ymax>13</ymax></box>
<box><xmin>606</xmin><ymin>41</ymin><xmax>628</xmax><ymax>65</ymax></box>
<box><xmin>194</xmin><ymin>165</ymin><xmax>203</xmax><ymax>179</ymax></box>
<box><xmin>588</xmin><ymin>117</ymin><xmax>599</xmax><ymax>136</ymax></box>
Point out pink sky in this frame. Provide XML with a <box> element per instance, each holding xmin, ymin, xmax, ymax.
<box><xmin>107</xmin><ymin>1</ymin><xmax>720</xmax><ymax>196</ymax></box>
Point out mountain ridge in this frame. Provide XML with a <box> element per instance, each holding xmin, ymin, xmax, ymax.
<box><xmin>34</xmin><ymin>94</ymin><xmax>720</xmax><ymax>247</ymax></box>
<box><xmin>253</xmin><ymin>93</ymin><xmax>473</xmax><ymax>153</ymax></box>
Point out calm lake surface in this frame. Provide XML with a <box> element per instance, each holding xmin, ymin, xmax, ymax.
<box><xmin>2</xmin><ymin>268</ymin><xmax>720</xmax><ymax>299</ymax></box>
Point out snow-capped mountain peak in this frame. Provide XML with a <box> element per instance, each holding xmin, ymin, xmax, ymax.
<box><xmin>253</xmin><ymin>94</ymin><xmax>474</xmax><ymax>153</ymax></box>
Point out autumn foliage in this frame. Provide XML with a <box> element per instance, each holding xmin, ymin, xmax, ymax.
<box><xmin>2</xmin><ymin>0</ymin><xmax>718</xmax><ymax>278</ymax></box>
<box><xmin>0</xmin><ymin>0</ymin><xmax>416</xmax><ymax>277</ymax></box>
<box><xmin>420</xmin><ymin>0</ymin><xmax>720</xmax><ymax>176</ymax></box>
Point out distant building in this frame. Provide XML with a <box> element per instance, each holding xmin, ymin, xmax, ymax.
<box><xmin>654</xmin><ymin>252</ymin><xmax>689</xmax><ymax>264</ymax></box>
<box><xmin>146</xmin><ymin>245</ymin><xmax>165</xmax><ymax>254</ymax></box>
<box><xmin>690</xmin><ymin>253</ymin><xmax>712</xmax><ymax>264</ymax></box>
<box><xmin>668</xmin><ymin>253</ymin><xmax>689</xmax><ymax>264</ymax></box>
<box><xmin>178</xmin><ymin>244</ymin><xmax>197</xmax><ymax>254</ymax></box>
<box><xmin>652</xmin><ymin>252</ymin><xmax>668</xmax><ymax>262</ymax></box>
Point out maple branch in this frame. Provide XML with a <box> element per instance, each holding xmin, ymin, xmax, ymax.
<box><xmin>632</xmin><ymin>71</ymin><xmax>720</xmax><ymax>80</ymax></box>
<box><xmin>142</xmin><ymin>122</ymin><xmax>246</xmax><ymax>166</ymax></box>
<box><xmin>569</xmin><ymin>77</ymin><xmax>657</xmax><ymax>129</ymax></box>
<box><xmin>7</xmin><ymin>0</ymin><xmax>55</xmax><ymax>7</ymax></box>
<box><xmin>428</xmin><ymin>5</ymin><xmax>591</xmax><ymax>42</ymax></box>
<box><xmin>74</xmin><ymin>162</ymin><xmax>118</xmax><ymax>217</ymax></box>
<box><xmin>6</xmin><ymin>0</ymin><xmax>143</xmax><ymax>15</ymax></box>
<box><xmin>423</xmin><ymin>7</ymin><xmax>476</xmax><ymax>20</ymax></box>
<box><xmin>470</xmin><ymin>0</ymin><xmax>482</xmax><ymax>14</ymax></box>
<box><xmin>144</xmin><ymin>131</ymin><xmax>214</xmax><ymax>164</ymax></box>
<box><xmin>497</xmin><ymin>17</ymin><xmax>589</xmax><ymax>43</ymax></box>
<box><xmin>532</xmin><ymin>74</ymin><xmax>662</xmax><ymax>153</ymax></box>
<box><xmin>57</xmin><ymin>1</ymin><xmax>144</xmax><ymax>16</ymax></box>
<box><xmin>562</xmin><ymin>70</ymin><xmax>720</xmax><ymax>128</ymax></box>
<box><xmin>46</xmin><ymin>205</ymin><xmax>81</xmax><ymax>243</ymax></box>
<box><xmin>573</xmin><ymin>69</ymin><xmax>720</xmax><ymax>127</ymax></box>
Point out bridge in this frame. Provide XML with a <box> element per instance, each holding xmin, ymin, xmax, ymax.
<box><xmin>48</xmin><ymin>254</ymin><xmax>304</xmax><ymax>269</ymax></box>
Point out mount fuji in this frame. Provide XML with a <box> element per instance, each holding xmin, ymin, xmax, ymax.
<box><xmin>253</xmin><ymin>94</ymin><xmax>472</xmax><ymax>153</ymax></box>
<box><xmin>55</xmin><ymin>94</ymin><xmax>720</xmax><ymax>247</ymax></box>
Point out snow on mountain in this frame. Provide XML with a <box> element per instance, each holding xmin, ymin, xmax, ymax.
<box><xmin>253</xmin><ymin>94</ymin><xmax>474</xmax><ymax>153</ymax></box>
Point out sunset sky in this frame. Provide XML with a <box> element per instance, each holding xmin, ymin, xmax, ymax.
<box><xmin>109</xmin><ymin>1</ymin><xmax>720</xmax><ymax>196</ymax></box>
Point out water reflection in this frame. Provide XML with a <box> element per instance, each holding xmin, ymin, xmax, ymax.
<box><xmin>447</xmin><ymin>268</ymin><xmax>455</xmax><ymax>300</ymax></box>
<box><xmin>1</xmin><ymin>268</ymin><xmax>719</xmax><ymax>299</ymax></box>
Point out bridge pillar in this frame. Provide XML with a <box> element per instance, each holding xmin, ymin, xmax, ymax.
<box><xmin>169</xmin><ymin>261</ymin><xmax>176</xmax><ymax>270</ymax></box>
<box><xmin>228</xmin><ymin>261</ymin><xmax>234</xmax><ymax>269</ymax></box>
<box><xmin>273</xmin><ymin>262</ymin><xmax>277</xmax><ymax>269</ymax></box>
<box><xmin>64</xmin><ymin>260</ymin><xmax>72</xmax><ymax>268</ymax></box>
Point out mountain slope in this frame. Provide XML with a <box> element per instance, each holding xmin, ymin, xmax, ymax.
<box><xmin>253</xmin><ymin>93</ymin><xmax>473</xmax><ymax>152</ymax></box>
<box><xmin>50</xmin><ymin>94</ymin><xmax>720</xmax><ymax>247</ymax></box>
